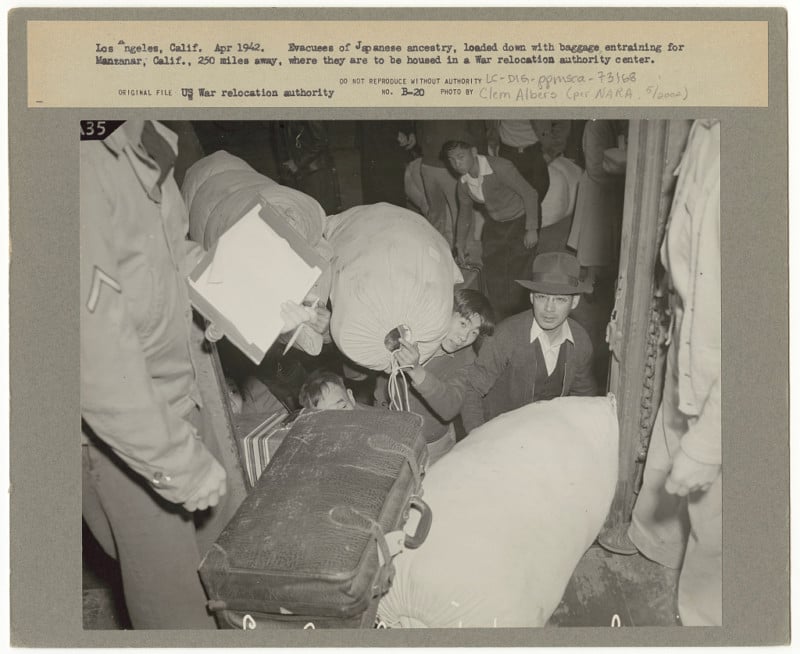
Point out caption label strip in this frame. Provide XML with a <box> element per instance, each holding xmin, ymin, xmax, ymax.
<box><xmin>28</xmin><ymin>20</ymin><xmax>768</xmax><ymax>107</ymax></box>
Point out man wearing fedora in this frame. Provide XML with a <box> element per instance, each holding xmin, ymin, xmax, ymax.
<box><xmin>461</xmin><ymin>251</ymin><xmax>597</xmax><ymax>433</ymax></box>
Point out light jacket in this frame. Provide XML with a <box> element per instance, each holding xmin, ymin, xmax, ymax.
<box><xmin>80</xmin><ymin>120</ymin><xmax>219</xmax><ymax>505</ymax></box>
<box><xmin>663</xmin><ymin>119</ymin><xmax>721</xmax><ymax>465</ymax></box>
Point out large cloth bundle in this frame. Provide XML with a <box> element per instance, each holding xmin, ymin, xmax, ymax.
<box><xmin>182</xmin><ymin>151</ymin><xmax>333</xmax><ymax>303</ymax></box>
<box><xmin>325</xmin><ymin>203</ymin><xmax>463</xmax><ymax>372</ymax></box>
<box><xmin>378</xmin><ymin>395</ymin><xmax>619</xmax><ymax>628</ymax></box>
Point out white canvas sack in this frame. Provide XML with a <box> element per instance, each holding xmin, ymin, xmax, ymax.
<box><xmin>378</xmin><ymin>395</ymin><xmax>619</xmax><ymax>628</ymax></box>
<box><xmin>325</xmin><ymin>203</ymin><xmax>462</xmax><ymax>372</ymax></box>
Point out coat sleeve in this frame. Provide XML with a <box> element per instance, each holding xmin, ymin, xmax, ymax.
<box><xmin>460</xmin><ymin>384</ymin><xmax>486</xmax><ymax>434</ymax></box>
<box><xmin>582</xmin><ymin>121</ymin><xmax>619</xmax><ymax>185</ymax></box>
<box><xmin>461</xmin><ymin>331</ymin><xmax>511</xmax><ymax>432</ymax></box>
<box><xmin>181</xmin><ymin>233</ymin><xmax>206</xmax><ymax>283</ymax></box>
<box><xmin>568</xmin><ymin>331</ymin><xmax>598</xmax><ymax>397</ymax></box>
<box><xmin>80</xmin><ymin>156</ymin><xmax>219</xmax><ymax>506</ymax></box>
<box><xmin>496</xmin><ymin>159</ymin><xmax>540</xmax><ymax>232</ymax></box>
<box><xmin>679</xmin><ymin>377</ymin><xmax>721</xmax><ymax>465</ymax></box>
<box><xmin>412</xmin><ymin>353</ymin><xmax>474</xmax><ymax>422</ymax></box>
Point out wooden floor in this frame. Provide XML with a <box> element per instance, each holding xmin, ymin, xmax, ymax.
<box><xmin>549</xmin><ymin>545</ymin><xmax>679</xmax><ymax>627</ymax></box>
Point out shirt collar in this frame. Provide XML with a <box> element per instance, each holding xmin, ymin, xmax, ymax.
<box><xmin>428</xmin><ymin>346</ymin><xmax>455</xmax><ymax>361</ymax></box>
<box><xmin>103</xmin><ymin>120</ymin><xmax>179</xmax><ymax>158</ymax></box>
<box><xmin>460</xmin><ymin>154</ymin><xmax>493</xmax><ymax>184</ymax></box>
<box><xmin>102</xmin><ymin>121</ymin><xmax>179</xmax><ymax>202</ymax></box>
<box><xmin>529</xmin><ymin>316</ymin><xmax>574</xmax><ymax>348</ymax></box>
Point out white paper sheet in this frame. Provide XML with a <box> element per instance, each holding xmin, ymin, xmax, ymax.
<box><xmin>189</xmin><ymin>205</ymin><xmax>321</xmax><ymax>354</ymax></box>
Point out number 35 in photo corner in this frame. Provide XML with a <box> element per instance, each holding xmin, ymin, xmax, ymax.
<box><xmin>80</xmin><ymin>120</ymin><xmax>126</xmax><ymax>140</ymax></box>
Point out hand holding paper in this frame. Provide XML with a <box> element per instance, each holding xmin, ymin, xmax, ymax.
<box><xmin>188</xmin><ymin>203</ymin><xmax>326</xmax><ymax>363</ymax></box>
<box><xmin>279</xmin><ymin>301</ymin><xmax>317</xmax><ymax>334</ymax></box>
<box><xmin>307</xmin><ymin>302</ymin><xmax>331</xmax><ymax>336</ymax></box>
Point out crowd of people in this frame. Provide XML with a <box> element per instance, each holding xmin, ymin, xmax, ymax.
<box><xmin>81</xmin><ymin>119</ymin><xmax>720</xmax><ymax>629</ymax></box>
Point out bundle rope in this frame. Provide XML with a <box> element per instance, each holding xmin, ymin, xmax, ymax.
<box><xmin>387</xmin><ymin>349</ymin><xmax>412</xmax><ymax>412</ymax></box>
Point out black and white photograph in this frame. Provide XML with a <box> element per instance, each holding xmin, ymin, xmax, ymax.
<box><xmin>79</xmin><ymin>117</ymin><xmax>721</xmax><ymax>630</ymax></box>
<box><xmin>8</xmin><ymin>5</ymin><xmax>789</xmax><ymax>648</ymax></box>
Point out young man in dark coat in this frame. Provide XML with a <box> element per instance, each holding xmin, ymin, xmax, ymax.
<box><xmin>461</xmin><ymin>251</ymin><xmax>597</xmax><ymax>433</ymax></box>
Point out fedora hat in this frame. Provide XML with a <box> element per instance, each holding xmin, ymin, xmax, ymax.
<box><xmin>516</xmin><ymin>251</ymin><xmax>592</xmax><ymax>295</ymax></box>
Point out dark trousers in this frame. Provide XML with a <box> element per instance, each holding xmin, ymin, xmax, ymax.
<box><xmin>536</xmin><ymin>216</ymin><xmax>573</xmax><ymax>255</ymax></box>
<box><xmin>482</xmin><ymin>215</ymin><xmax>535</xmax><ymax>320</ymax></box>
<box><xmin>294</xmin><ymin>167</ymin><xmax>341</xmax><ymax>215</ymax></box>
<box><xmin>498</xmin><ymin>142</ymin><xmax>550</xmax><ymax>201</ymax></box>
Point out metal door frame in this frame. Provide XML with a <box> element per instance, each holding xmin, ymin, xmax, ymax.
<box><xmin>598</xmin><ymin>119</ymin><xmax>692</xmax><ymax>553</ymax></box>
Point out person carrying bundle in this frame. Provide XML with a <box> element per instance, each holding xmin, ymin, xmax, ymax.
<box><xmin>374</xmin><ymin>289</ymin><xmax>495</xmax><ymax>465</ymax></box>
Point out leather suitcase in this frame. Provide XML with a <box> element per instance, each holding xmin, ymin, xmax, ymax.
<box><xmin>199</xmin><ymin>409</ymin><xmax>432</xmax><ymax>629</ymax></box>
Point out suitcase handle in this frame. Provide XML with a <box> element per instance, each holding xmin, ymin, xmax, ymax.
<box><xmin>404</xmin><ymin>496</ymin><xmax>432</xmax><ymax>549</ymax></box>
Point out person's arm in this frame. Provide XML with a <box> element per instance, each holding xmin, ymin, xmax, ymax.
<box><xmin>80</xmin><ymin>161</ymin><xmax>225</xmax><ymax>509</ymax></box>
<box><xmin>180</xmin><ymin>238</ymin><xmax>205</xmax><ymax>277</ymax></box>
<box><xmin>460</xmin><ymin>330</ymin><xmax>511</xmax><ymax>431</ymax></box>
<box><xmin>396</xmin><ymin>341</ymin><xmax>473</xmax><ymax>422</ymax></box>
<box><xmin>460</xmin><ymin>383</ymin><xmax>487</xmax><ymax>433</ymax></box>
<box><xmin>413</xmin><ymin>370</ymin><xmax>467</xmax><ymax>422</ymax></box>
<box><xmin>582</xmin><ymin>121</ymin><xmax>619</xmax><ymax>185</ymax></box>
<box><xmin>272</xmin><ymin>301</ymin><xmax>327</xmax><ymax>355</ymax></box>
<box><xmin>664</xmin><ymin>377</ymin><xmax>721</xmax><ymax>496</ymax></box>
<box><xmin>677</xmin><ymin>377</ymin><xmax>721</xmax><ymax>465</ymax></box>
<box><xmin>496</xmin><ymin>159</ymin><xmax>540</xmax><ymax>248</ymax></box>
<box><xmin>288</xmin><ymin>301</ymin><xmax>330</xmax><ymax>355</ymax></box>
<box><xmin>568</xmin><ymin>332</ymin><xmax>598</xmax><ymax>397</ymax></box>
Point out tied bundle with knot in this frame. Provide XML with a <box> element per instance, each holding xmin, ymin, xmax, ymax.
<box><xmin>326</xmin><ymin>203</ymin><xmax>462</xmax><ymax>373</ymax></box>
<box><xmin>384</xmin><ymin>324</ymin><xmax>414</xmax><ymax>413</ymax></box>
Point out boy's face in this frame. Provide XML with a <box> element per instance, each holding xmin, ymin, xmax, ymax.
<box><xmin>442</xmin><ymin>312</ymin><xmax>483</xmax><ymax>353</ymax></box>
<box><xmin>447</xmin><ymin>146</ymin><xmax>478</xmax><ymax>177</ymax></box>
<box><xmin>313</xmin><ymin>384</ymin><xmax>356</xmax><ymax>410</ymax></box>
<box><xmin>530</xmin><ymin>292</ymin><xmax>579</xmax><ymax>334</ymax></box>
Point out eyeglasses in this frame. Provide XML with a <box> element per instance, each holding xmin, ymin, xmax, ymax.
<box><xmin>532</xmin><ymin>294</ymin><xmax>571</xmax><ymax>306</ymax></box>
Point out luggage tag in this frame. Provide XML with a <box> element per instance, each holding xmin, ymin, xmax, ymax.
<box><xmin>383</xmin><ymin>530</ymin><xmax>407</xmax><ymax>559</ymax></box>
<box><xmin>383</xmin><ymin>495</ymin><xmax>434</xmax><ymax>560</ymax></box>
